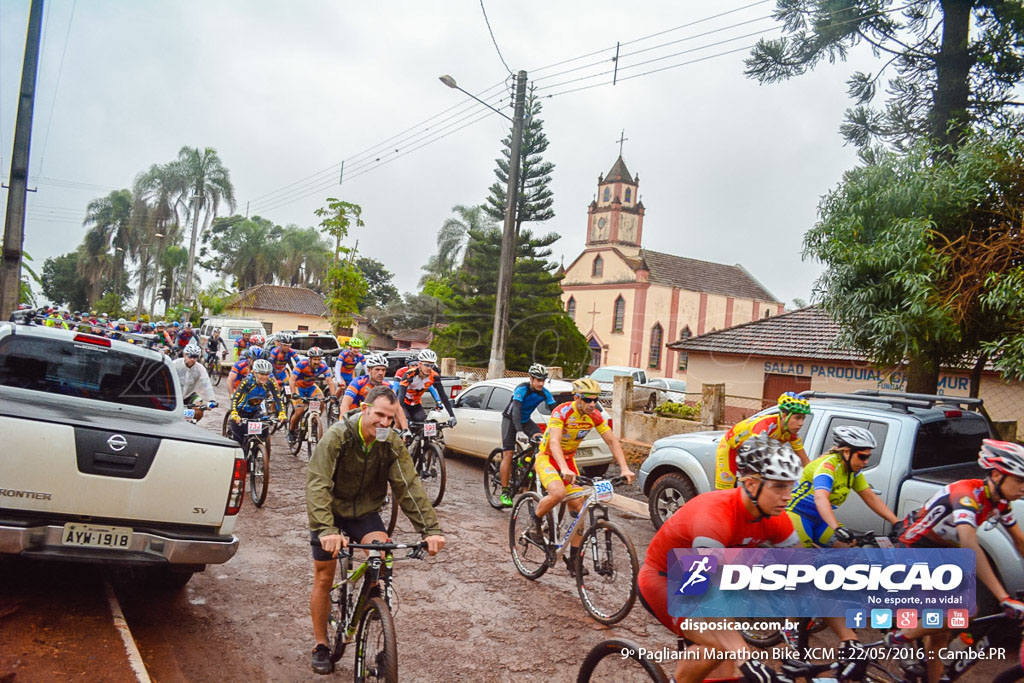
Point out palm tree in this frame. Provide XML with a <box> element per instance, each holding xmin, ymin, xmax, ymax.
<box><xmin>169</xmin><ymin>146</ymin><xmax>236</xmax><ymax>319</ymax></box>
<box><xmin>159</xmin><ymin>245</ymin><xmax>190</xmax><ymax>314</ymax></box>
<box><xmin>420</xmin><ymin>204</ymin><xmax>495</xmax><ymax>286</ymax></box>
<box><xmin>132</xmin><ymin>164</ymin><xmax>181</xmax><ymax>317</ymax></box>
<box><xmin>279</xmin><ymin>226</ymin><xmax>332</xmax><ymax>289</ymax></box>
<box><xmin>80</xmin><ymin>189</ymin><xmax>133</xmax><ymax>304</ymax></box>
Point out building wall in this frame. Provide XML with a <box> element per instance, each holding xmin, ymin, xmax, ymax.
<box><xmin>224</xmin><ymin>308</ymin><xmax>330</xmax><ymax>335</ymax></box>
<box><xmin>563</xmin><ymin>248</ymin><xmax>637</xmax><ymax>285</ymax></box>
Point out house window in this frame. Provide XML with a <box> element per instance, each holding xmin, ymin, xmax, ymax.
<box><xmin>592</xmin><ymin>255</ymin><xmax>603</xmax><ymax>278</ymax></box>
<box><xmin>677</xmin><ymin>325</ymin><xmax>691</xmax><ymax>370</ymax></box>
<box><xmin>566</xmin><ymin>296</ymin><xmax>576</xmax><ymax>318</ymax></box>
<box><xmin>624</xmin><ymin>188</ymin><xmax>632</xmax><ymax>202</ymax></box>
<box><xmin>613</xmin><ymin>296</ymin><xmax>625</xmax><ymax>332</ymax></box>
<box><xmin>603</xmin><ymin>186</ymin><xmax>610</xmax><ymax>202</ymax></box>
<box><xmin>763</xmin><ymin>309</ymin><xmax>771</xmax><ymax>318</ymax></box>
<box><xmin>588</xmin><ymin>336</ymin><xmax>602</xmax><ymax>369</ymax></box>
<box><xmin>649</xmin><ymin>323</ymin><xmax>663</xmax><ymax>368</ymax></box>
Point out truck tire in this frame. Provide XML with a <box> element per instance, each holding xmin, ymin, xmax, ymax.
<box><xmin>148</xmin><ymin>566</ymin><xmax>198</xmax><ymax>591</ymax></box>
<box><xmin>582</xmin><ymin>463</ymin><xmax>610</xmax><ymax>478</ymax></box>
<box><xmin>648</xmin><ymin>472</ymin><xmax>697</xmax><ymax>530</ymax></box>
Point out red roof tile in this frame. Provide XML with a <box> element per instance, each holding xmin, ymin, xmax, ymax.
<box><xmin>228</xmin><ymin>284</ymin><xmax>328</xmax><ymax>317</ymax></box>
<box><xmin>639</xmin><ymin>249</ymin><xmax>780</xmax><ymax>302</ymax></box>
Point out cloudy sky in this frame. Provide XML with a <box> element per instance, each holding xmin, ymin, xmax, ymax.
<box><xmin>0</xmin><ymin>0</ymin><xmax>883</xmax><ymax>307</ymax></box>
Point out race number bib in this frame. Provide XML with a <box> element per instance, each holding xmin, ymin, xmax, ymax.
<box><xmin>424</xmin><ymin>422</ymin><xmax>437</xmax><ymax>437</ymax></box>
<box><xmin>247</xmin><ymin>421</ymin><xmax>264</xmax><ymax>435</ymax></box>
<box><xmin>310</xmin><ymin>400</ymin><xmax>322</xmax><ymax>412</ymax></box>
<box><xmin>593</xmin><ymin>479</ymin><xmax>614</xmax><ymax>503</ymax></box>
<box><xmin>284</xmin><ymin>385</ymin><xmax>292</xmax><ymax>395</ymax></box>
<box><xmin>183</xmin><ymin>409</ymin><xmax>195</xmax><ymax>420</ymax></box>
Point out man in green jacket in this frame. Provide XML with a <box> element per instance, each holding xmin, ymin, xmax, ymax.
<box><xmin>306</xmin><ymin>385</ymin><xmax>445</xmax><ymax>674</ymax></box>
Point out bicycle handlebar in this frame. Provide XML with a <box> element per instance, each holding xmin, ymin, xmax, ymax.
<box><xmin>342</xmin><ymin>540</ymin><xmax>430</xmax><ymax>560</ymax></box>
<box><xmin>574</xmin><ymin>475</ymin><xmax>628</xmax><ymax>487</ymax></box>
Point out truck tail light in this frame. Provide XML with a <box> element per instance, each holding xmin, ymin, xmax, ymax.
<box><xmin>225</xmin><ymin>457</ymin><xmax>246</xmax><ymax>516</ymax></box>
<box><xmin>450</xmin><ymin>384</ymin><xmax>462</xmax><ymax>399</ymax></box>
<box><xmin>74</xmin><ymin>333</ymin><xmax>111</xmax><ymax>347</ymax></box>
<box><xmin>944</xmin><ymin>410</ymin><xmax>962</xmax><ymax>418</ymax></box>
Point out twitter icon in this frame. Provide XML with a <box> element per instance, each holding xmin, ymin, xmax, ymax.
<box><xmin>871</xmin><ymin>609</ymin><xmax>893</xmax><ymax>629</ymax></box>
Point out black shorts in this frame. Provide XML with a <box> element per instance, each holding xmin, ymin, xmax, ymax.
<box><xmin>501</xmin><ymin>417</ymin><xmax>541</xmax><ymax>451</ymax></box>
<box><xmin>403</xmin><ymin>403</ymin><xmax>427</xmax><ymax>424</ymax></box>
<box><xmin>310</xmin><ymin>513</ymin><xmax>387</xmax><ymax>562</ymax></box>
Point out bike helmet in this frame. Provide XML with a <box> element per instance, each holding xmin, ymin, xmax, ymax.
<box><xmin>736</xmin><ymin>433</ymin><xmax>802</xmax><ymax>481</ymax></box>
<box><xmin>249</xmin><ymin>334</ymin><xmax>265</xmax><ymax>346</ymax></box>
<box><xmin>173</xmin><ymin>321</ymin><xmax>180</xmax><ymax>328</ymax></box>
<box><xmin>417</xmin><ymin>349</ymin><xmax>438</xmax><ymax>364</ymax></box>
<box><xmin>778</xmin><ymin>392</ymin><xmax>811</xmax><ymax>415</ymax></box>
<box><xmin>572</xmin><ymin>377</ymin><xmax>602</xmax><ymax>396</ymax></box>
<box><xmin>252</xmin><ymin>359</ymin><xmax>273</xmax><ymax>375</ymax></box>
<box><xmin>184</xmin><ymin>321</ymin><xmax>192</xmax><ymax>329</ymax></box>
<box><xmin>349</xmin><ymin>337</ymin><xmax>365</xmax><ymax>349</ymax></box>
<box><xmin>247</xmin><ymin>346</ymin><xmax>266</xmax><ymax>360</ymax></box>
<box><xmin>833</xmin><ymin>426</ymin><xmax>877</xmax><ymax>450</ymax></box>
<box><xmin>308</xmin><ymin>346</ymin><xmax>324</xmax><ymax>358</ymax></box>
<box><xmin>277</xmin><ymin>332</ymin><xmax>293</xmax><ymax>344</ymax></box>
<box><xmin>979</xmin><ymin>440</ymin><xmax>1024</xmax><ymax>478</ymax></box>
<box><xmin>183</xmin><ymin>343</ymin><xmax>203</xmax><ymax>358</ymax></box>
<box><xmin>528</xmin><ymin>363</ymin><xmax>549</xmax><ymax>379</ymax></box>
<box><xmin>364</xmin><ymin>353</ymin><xmax>388</xmax><ymax>368</ymax></box>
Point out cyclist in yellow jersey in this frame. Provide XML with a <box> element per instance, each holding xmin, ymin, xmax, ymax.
<box><xmin>530</xmin><ymin>378</ymin><xmax>635</xmax><ymax>576</ymax></box>
<box><xmin>714</xmin><ymin>392</ymin><xmax>811</xmax><ymax>490</ymax></box>
<box><xmin>787</xmin><ymin>426</ymin><xmax>898</xmax><ymax>548</ymax></box>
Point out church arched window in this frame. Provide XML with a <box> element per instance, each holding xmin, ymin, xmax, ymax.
<box><xmin>625</xmin><ymin>187</ymin><xmax>632</xmax><ymax>203</ymax></box>
<box><xmin>613</xmin><ymin>296</ymin><xmax>625</xmax><ymax>332</ymax></box>
<box><xmin>649</xmin><ymin>323</ymin><xmax>663</xmax><ymax>368</ymax></box>
<box><xmin>566</xmin><ymin>296</ymin><xmax>576</xmax><ymax>318</ymax></box>
<box><xmin>677</xmin><ymin>326</ymin><xmax>692</xmax><ymax>370</ymax></box>
<box><xmin>592</xmin><ymin>255</ymin><xmax>603</xmax><ymax>278</ymax></box>
<box><xmin>603</xmin><ymin>186</ymin><xmax>611</xmax><ymax>202</ymax></box>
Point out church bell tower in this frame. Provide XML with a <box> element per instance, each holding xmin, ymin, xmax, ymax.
<box><xmin>586</xmin><ymin>155</ymin><xmax>645</xmax><ymax>256</ymax></box>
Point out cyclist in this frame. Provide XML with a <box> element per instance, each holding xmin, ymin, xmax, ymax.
<box><xmin>234</xmin><ymin>328</ymin><xmax>253</xmax><ymax>359</ymax></box>
<box><xmin>153</xmin><ymin>321</ymin><xmax>174</xmax><ymax>351</ymax></box>
<box><xmin>228</xmin><ymin>358</ymin><xmax>286</xmax><ymax>445</ymax></box>
<box><xmin>204</xmin><ymin>327</ymin><xmax>228</xmax><ymax>370</ymax></box>
<box><xmin>638</xmin><ymin>435</ymin><xmax>801</xmax><ymax>683</ymax></box>
<box><xmin>498</xmin><ymin>363</ymin><xmax>557</xmax><ymax>507</ymax></box>
<box><xmin>334</xmin><ymin>337</ymin><xmax>366</xmax><ymax>393</ymax></box>
<box><xmin>528</xmin><ymin>377</ymin><xmax>635</xmax><ymax>577</ymax></box>
<box><xmin>787</xmin><ymin>426</ymin><xmax>898</xmax><ymax>548</ymax></box>
<box><xmin>268</xmin><ymin>332</ymin><xmax>299</xmax><ymax>390</ymax></box>
<box><xmin>338</xmin><ymin>353</ymin><xmax>390</xmax><ymax>413</ymax></box>
<box><xmin>714</xmin><ymin>392</ymin><xmax>811</xmax><ymax>490</ymax></box>
<box><xmin>227</xmin><ymin>346</ymin><xmax>263</xmax><ymax>394</ymax></box>
<box><xmin>288</xmin><ymin>347</ymin><xmax>337</xmax><ymax>446</ymax></box>
<box><xmin>172</xmin><ymin>343</ymin><xmax>217</xmax><ymax>422</ymax></box>
<box><xmin>396</xmin><ymin>349</ymin><xmax>456</xmax><ymax>428</ymax></box>
<box><xmin>886</xmin><ymin>439</ymin><xmax>1024</xmax><ymax>682</ymax></box>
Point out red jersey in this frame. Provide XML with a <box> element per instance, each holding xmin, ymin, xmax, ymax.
<box><xmin>900</xmin><ymin>478</ymin><xmax>1015</xmax><ymax>547</ymax></box>
<box><xmin>644</xmin><ymin>488</ymin><xmax>797</xmax><ymax>573</ymax></box>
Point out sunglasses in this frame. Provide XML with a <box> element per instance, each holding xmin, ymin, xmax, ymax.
<box><xmin>578</xmin><ymin>396</ymin><xmax>599</xmax><ymax>404</ymax></box>
<box><xmin>853</xmin><ymin>452</ymin><xmax>872</xmax><ymax>461</ymax></box>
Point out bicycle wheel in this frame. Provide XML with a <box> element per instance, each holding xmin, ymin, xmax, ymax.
<box><xmin>247</xmin><ymin>439</ymin><xmax>269</xmax><ymax>507</ymax></box>
<box><xmin>328</xmin><ymin>580</ymin><xmax>350</xmax><ymax>663</ymax></box>
<box><xmin>354</xmin><ymin>596</ymin><xmax>398</xmax><ymax>683</ymax></box>
<box><xmin>993</xmin><ymin>664</ymin><xmax>1024</xmax><ymax>683</ymax></box>
<box><xmin>509</xmin><ymin>492</ymin><xmax>551</xmax><ymax>580</ymax></box>
<box><xmin>326</xmin><ymin>401</ymin><xmax>339</xmax><ymax>428</ymax></box>
<box><xmin>484</xmin><ymin>448</ymin><xmax>504</xmax><ymax>510</ymax></box>
<box><xmin>576</xmin><ymin>520</ymin><xmax>639</xmax><ymax>625</ymax></box>
<box><xmin>307</xmin><ymin>414</ymin><xmax>322</xmax><ymax>460</ymax></box>
<box><xmin>210</xmin><ymin>360</ymin><xmax>222</xmax><ymax>386</ymax></box>
<box><xmin>289</xmin><ymin>417</ymin><xmax>305</xmax><ymax>457</ymax></box>
<box><xmin>380</xmin><ymin>482</ymin><xmax>399</xmax><ymax>537</ymax></box>
<box><xmin>417</xmin><ymin>442</ymin><xmax>446</xmax><ymax>507</ymax></box>
<box><xmin>740</xmin><ymin>624</ymin><xmax>784</xmax><ymax>648</ymax></box>
<box><xmin>221</xmin><ymin>410</ymin><xmax>231</xmax><ymax>437</ymax></box>
<box><xmin>577</xmin><ymin>638</ymin><xmax>669</xmax><ymax>683</ymax></box>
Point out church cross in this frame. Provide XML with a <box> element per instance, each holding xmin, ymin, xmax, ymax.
<box><xmin>588</xmin><ymin>303</ymin><xmax>601</xmax><ymax>330</ymax></box>
<box><xmin>616</xmin><ymin>129</ymin><xmax>628</xmax><ymax>157</ymax></box>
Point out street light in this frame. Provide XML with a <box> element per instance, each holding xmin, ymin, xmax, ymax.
<box><xmin>440</xmin><ymin>70</ymin><xmax>527</xmax><ymax>379</ymax></box>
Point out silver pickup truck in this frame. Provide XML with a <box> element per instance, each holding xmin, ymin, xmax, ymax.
<box><xmin>0</xmin><ymin>322</ymin><xmax>245</xmax><ymax>588</ymax></box>
<box><xmin>638</xmin><ymin>390</ymin><xmax>1018</xmax><ymax>610</ymax></box>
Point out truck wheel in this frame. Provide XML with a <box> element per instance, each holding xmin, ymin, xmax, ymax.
<box><xmin>148</xmin><ymin>567</ymin><xmax>198</xmax><ymax>591</ymax></box>
<box><xmin>582</xmin><ymin>463</ymin><xmax>610</xmax><ymax>477</ymax></box>
<box><xmin>648</xmin><ymin>473</ymin><xmax>697</xmax><ymax>530</ymax></box>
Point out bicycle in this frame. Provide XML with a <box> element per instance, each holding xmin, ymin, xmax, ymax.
<box><xmin>405</xmin><ymin>420</ymin><xmax>448</xmax><ymax>507</ymax></box>
<box><xmin>231</xmin><ymin>414</ymin><xmax>275</xmax><ymax>507</ymax></box>
<box><xmin>291</xmin><ymin>395</ymin><xmax>332</xmax><ymax>460</ymax></box>
<box><xmin>326</xmin><ymin>540</ymin><xmax>428</xmax><ymax>682</ymax></box>
<box><xmin>484</xmin><ymin>433</ymin><xmax>541</xmax><ymax>510</ymax></box>
<box><xmin>509</xmin><ymin>475</ymin><xmax>639</xmax><ymax>624</ymax></box>
<box><xmin>183</xmin><ymin>398</ymin><xmax>216</xmax><ymax>424</ymax></box>
<box><xmin>204</xmin><ymin>352</ymin><xmax>223</xmax><ymax>387</ymax></box>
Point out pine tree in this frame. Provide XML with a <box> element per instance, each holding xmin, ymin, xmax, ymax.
<box><xmin>484</xmin><ymin>85</ymin><xmax>555</xmax><ymax>233</ymax></box>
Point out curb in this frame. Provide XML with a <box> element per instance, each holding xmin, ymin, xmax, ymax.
<box><xmin>104</xmin><ymin>581</ymin><xmax>152</xmax><ymax>683</ymax></box>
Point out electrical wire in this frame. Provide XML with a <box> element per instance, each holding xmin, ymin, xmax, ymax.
<box><xmin>37</xmin><ymin>0</ymin><xmax>77</xmax><ymax>174</ymax></box>
<box><xmin>480</xmin><ymin>0</ymin><xmax>513</xmax><ymax>76</ymax></box>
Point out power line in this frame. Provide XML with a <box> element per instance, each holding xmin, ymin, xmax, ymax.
<box><xmin>37</xmin><ymin>0</ymin><xmax>77</xmax><ymax>174</ymax></box>
<box><xmin>480</xmin><ymin>0</ymin><xmax>513</xmax><ymax>76</ymax></box>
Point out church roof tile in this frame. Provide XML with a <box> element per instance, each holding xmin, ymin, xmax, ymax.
<box><xmin>639</xmin><ymin>249</ymin><xmax>780</xmax><ymax>302</ymax></box>
<box><xmin>604</xmin><ymin>156</ymin><xmax>634</xmax><ymax>184</ymax></box>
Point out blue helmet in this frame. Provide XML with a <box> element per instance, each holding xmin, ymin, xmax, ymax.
<box><xmin>247</xmin><ymin>346</ymin><xmax>266</xmax><ymax>360</ymax></box>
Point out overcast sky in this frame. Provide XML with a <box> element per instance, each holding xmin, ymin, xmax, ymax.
<box><xmin>1</xmin><ymin>0</ymin><xmax>884</xmax><ymax>308</ymax></box>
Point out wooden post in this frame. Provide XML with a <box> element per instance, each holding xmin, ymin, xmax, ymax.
<box><xmin>701</xmin><ymin>383</ymin><xmax>725</xmax><ymax>428</ymax></box>
<box><xmin>440</xmin><ymin>357</ymin><xmax>457</xmax><ymax>376</ymax></box>
<box><xmin>547</xmin><ymin>366</ymin><xmax>563</xmax><ymax>380</ymax></box>
<box><xmin>611</xmin><ymin>374</ymin><xmax>633</xmax><ymax>439</ymax></box>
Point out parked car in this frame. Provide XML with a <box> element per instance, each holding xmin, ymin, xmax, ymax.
<box><xmin>636</xmin><ymin>390</ymin><xmax>1016</xmax><ymax>611</ymax></box>
<box><xmin>589</xmin><ymin>365</ymin><xmax>660</xmax><ymax>410</ymax></box>
<box><xmin>266</xmin><ymin>331</ymin><xmax>341</xmax><ymax>365</ymax></box>
<box><xmin>646</xmin><ymin>378</ymin><xmax>688</xmax><ymax>404</ymax></box>
<box><xmin>442</xmin><ymin>378</ymin><xmax>614</xmax><ymax>475</ymax></box>
<box><xmin>0</xmin><ymin>323</ymin><xmax>245</xmax><ymax>589</ymax></box>
<box><xmin>198</xmin><ymin>317</ymin><xmax>268</xmax><ymax>363</ymax></box>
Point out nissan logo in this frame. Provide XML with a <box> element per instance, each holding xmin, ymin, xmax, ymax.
<box><xmin>107</xmin><ymin>434</ymin><xmax>128</xmax><ymax>452</ymax></box>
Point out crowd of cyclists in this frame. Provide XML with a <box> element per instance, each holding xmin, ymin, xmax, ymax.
<box><xmin>12</xmin><ymin>303</ymin><xmax>1024</xmax><ymax>681</ymax></box>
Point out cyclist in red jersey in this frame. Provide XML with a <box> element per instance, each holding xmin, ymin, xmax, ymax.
<box><xmin>885</xmin><ymin>440</ymin><xmax>1024</xmax><ymax>682</ymax></box>
<box><xmin>338</xmin><ymin>353</ymin><xmax>393</xmax><ymax>416</ymax></box>
<box><xmin>639</xmin><ymin>435</ymin><xmax>802</xmax><ymax>683</ymax></box>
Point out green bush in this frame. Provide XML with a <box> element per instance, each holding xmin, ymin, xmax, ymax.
<box><xmin>654</xmin><ymin>401</ymin><xmax>701</xmax><ymax>420</ymax></box>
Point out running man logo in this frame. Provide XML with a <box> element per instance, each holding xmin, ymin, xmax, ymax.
<box><xmin>677</xmin><ymin>555</ymin><xmax>718</xmax><ymax>596</ymax></box>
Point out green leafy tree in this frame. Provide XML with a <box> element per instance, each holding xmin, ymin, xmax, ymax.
<box><xmin>746</xmin><ymin>1</ymin><xmax>1024</xmax><ymax>150</ymax></box>
<box><xmin>41</xmin><ymin>252</ymin><xmax>90</xmax><ymax>311</ymax></box>
<box><xmin>420</xmin><ymin>204</ymin><xmax>496</xmax><ymax>286</ymax></box>
<box><xmin>80</xmin><ymin>188</ymin><xmax>133</xmax><ymax>304</ymax></box>
<box><xmin>484</xmin><ymin>86</ymin><xmax>556</xmax><ymax>232</ymax></box>
<box><xmin>804</xmin><ymin>133</ymin><xmax>1024</xmax><ymax>394</ymax></box>
<box><xmin>279</xmin><ymin>225</ymin><xmax>332</xmax><ymax>290</ymax></box>
<box><xmin>431</xmin><ymin>227</ymin><xmax>589</xmax><ymax>375</ymax></box>
<box><xmin>197</xmin><ymin>280</ymin><xmax>232</xmax><ymax>317</ymax></box>
<box><xmin>315</xmin><ymin>199</ymin><xmax>367</xmax><ymax>331</ymax></box>
<box><xmin>204</xmin><ymin>216</ymin><xmax>284</xmax><ymax>289</ymax></box>
<box><xmin>355</xmin><ymin>256</ymin><xmax>400</xmax><ymax>310</ymax></box>
<box><xmin>132</xmin><ymin>163</ymin><xmax>181</xmax><ymax>317</ymax></box>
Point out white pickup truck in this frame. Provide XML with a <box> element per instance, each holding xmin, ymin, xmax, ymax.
<box><xmin>0</xmin><ymin>322</ymin><xmax>245</xmax><ymax>588</ymax></box>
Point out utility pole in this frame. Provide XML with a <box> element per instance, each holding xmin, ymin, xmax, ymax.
<box><xmin>487</xmin><ymin>69</ymin><xmax>527</xmax><ymax>380</ymax></box>
<box><xmin>181</xmin><ymin>191</ymin><xmax>203</xmax><ymax>323</ymax></box>
<box><xmin>0</xmin><ymin>0</ymin><xmax>44</xmax><ymax>320</ymax></box>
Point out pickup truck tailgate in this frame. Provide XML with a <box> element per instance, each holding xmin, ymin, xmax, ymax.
<box><xmin>0</xmin><ymin>416</ymin><xmax>237</xmax><ymax>527</ymax></box>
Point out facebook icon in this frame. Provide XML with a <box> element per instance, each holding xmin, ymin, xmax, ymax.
<box><xmin>846</xmin><ymin>609</ymin><xmax>867</xmax><ymax>629</ymax></box>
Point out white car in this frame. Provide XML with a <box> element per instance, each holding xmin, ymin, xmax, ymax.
<box><xmin>645</xmin><ymin>377</ymin><xmax>688</xmax><ymax>403</ymax></box>
<box><xmin>442</xmin><ymin>378</ymin><xmax>615</xmax><ymax>475</ymax></box>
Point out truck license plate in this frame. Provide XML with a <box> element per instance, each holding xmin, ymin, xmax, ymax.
<box><xmin>62</xmin><ymin>523</ymin><xmax>132</xmax><ymax>549</ymax></box>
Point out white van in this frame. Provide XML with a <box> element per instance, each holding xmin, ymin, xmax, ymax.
<box><xmin>199</xmin><ymin>317</ymin><xmax>268</xmax><ymax>363</ymax></box>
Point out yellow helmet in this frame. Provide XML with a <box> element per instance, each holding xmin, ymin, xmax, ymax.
<box><xmin>572</xmin><ymin>377</ymin><xmax>602</xmax><ymax>396</ymax></box>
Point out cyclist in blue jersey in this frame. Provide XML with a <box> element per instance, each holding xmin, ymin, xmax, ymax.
<box><xmin>338</xmin><ymin>353</ymin><xmax>391</xmax><ymax>411</ymax></box>
<box><xmin>229</xmin><ymin>359</ymin><xmax>286</xmax><ymax>445</ymax></box>
<box><xmin>498</xmin><ymin>364</ymin><xmax>557</xmax><ymax>507</ymax></box>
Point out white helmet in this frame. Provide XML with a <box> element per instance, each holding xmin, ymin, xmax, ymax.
<box><xmin>183</xmin><ymin>343</ymin><xmax>203</xmax><ymax>358</ymax></box>
<box><xmin>736</xmin><ymin>433</ymin><xmax>802</xmax><ymax>481</ymax></box>
<box><xmin>252</xmin><ymin>359</ymin><xmax>273</xmax><ymax>374</ymax></box>
<box><xmin>832</xmin><ymin>426</ymin><xmax>877</xmax><ymax>450</ymax></box>
<box><xmin>979</xmin><ymin>440</ymin><xmax>1024</xmax><ymax>478</ymax></box>
<box><xmin>417</xmin><ymin>349</ymin><xmax>438</xmax><ymax>364</ymax></box>
<box><xmin>364</xmin><ymin>353</ymin><xmax>388</xmax><ymax>369</ymax></box>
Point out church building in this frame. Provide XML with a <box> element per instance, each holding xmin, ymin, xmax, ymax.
<box><xmin>560</xmin><ymin>155</ymin><xmax>783</xmax><ymax>377</ymax></box>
